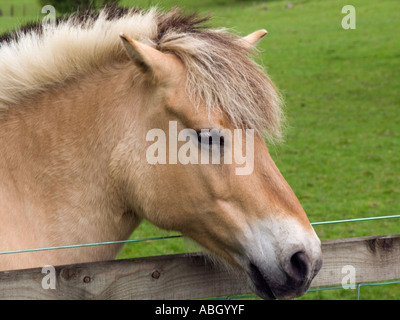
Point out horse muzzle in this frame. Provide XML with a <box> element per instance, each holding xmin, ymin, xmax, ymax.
<box><xmin>246</xmin><ymin>246</ymin><xmax>323</xmax><ymax>300</ymax></box>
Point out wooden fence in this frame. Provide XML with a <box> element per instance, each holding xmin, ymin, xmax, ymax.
<box><xmin>0</xmin><ymin>234</ymin><xmax>399</xmax><ymax>299</ymax></box>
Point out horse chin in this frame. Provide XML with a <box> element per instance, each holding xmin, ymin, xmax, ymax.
<box><xmin>247</xmin><ymin>262</ymin><xmax>276</xmax><ymax>300</ymax></box>
<box><xmin>246</xmin><ymin>261</ymin><xmax>311</xmax><ymax>300</ymax></box>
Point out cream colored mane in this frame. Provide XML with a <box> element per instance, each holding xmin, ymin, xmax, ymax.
<box><xmin>0</xmin><ymin>7</ymin><xmax>283</xmax><ymax>141</ymax></box>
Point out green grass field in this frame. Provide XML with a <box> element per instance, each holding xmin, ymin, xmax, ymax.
<box><xmin>1</xmin><ymin>0</ymin><xmax>399</xmax><ymax>299</ymax></box>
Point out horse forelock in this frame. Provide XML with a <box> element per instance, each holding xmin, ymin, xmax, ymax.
<box><xmin>0</xmin><ymin>6</ymin><xmax>284</xmax><ymax>142</ymax></box>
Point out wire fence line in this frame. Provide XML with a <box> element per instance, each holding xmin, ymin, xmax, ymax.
<box><xmin>0</xmin><ymin>235</ymin><xmax>183</xmax><ymax>256</ymax></box>
<box><xmin>214</xmin><ymin>280</ymin><xmax>400</xmax><ymax>300</ymax></box>
<box><xmin>311</xmin><ymin>214</ymin><xmax>400</xmax><ymax>225</ymax></box>
<box><xmin>0</xmin><ymin>214</ymin><xmax>399</xmax><ymax>256</ymax></box>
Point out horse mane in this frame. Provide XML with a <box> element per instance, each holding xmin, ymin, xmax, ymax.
<box><xmin>0</xmin><ymin>6</ymin><xmax>283</xmax><ymax>141</ymax></box>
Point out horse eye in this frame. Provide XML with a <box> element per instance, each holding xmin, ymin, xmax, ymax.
<box><xmin>196</xmin><ymin>130</ymin><xmax>224</xmax><ymax>147</ymax></box>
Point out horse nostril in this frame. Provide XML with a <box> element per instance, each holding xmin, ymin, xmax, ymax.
<box><xmin>285</xmin><ymin>251</ymin><xmax>310</xmax><ymax>283</ymax></box>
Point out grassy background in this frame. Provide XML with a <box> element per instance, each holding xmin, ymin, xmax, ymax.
<box><xmin>1</xmin><ymin>0</ymin><xmax>399</xmax><ymax>299</ymax></box>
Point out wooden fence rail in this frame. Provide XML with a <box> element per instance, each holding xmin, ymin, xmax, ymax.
<box><xmin>0</xmin><ymin>234</ymin><xmax>399</xmax><ymax>299</ymax></box>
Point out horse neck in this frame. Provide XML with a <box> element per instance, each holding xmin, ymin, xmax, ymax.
<box><xmin>0</xmin><ymin>61</ymin><xmax>142</xmax><ymax>250</ymax></box>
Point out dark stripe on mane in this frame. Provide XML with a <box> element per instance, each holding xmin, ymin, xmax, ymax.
<box><xmin>0</xmin><ymin>6</ymin><xmax>138</xmax><ymax>44</ymax></box>
<box><xmin>0</xmin><ymin>6</ymin><xmax>209</xmax><ymax>46</ymax></box>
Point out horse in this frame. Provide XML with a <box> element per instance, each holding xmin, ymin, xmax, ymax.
<box><xmin>0</xmin><ymin>6</ymin><xmax>322</xmax><ymax>299</ymax></box>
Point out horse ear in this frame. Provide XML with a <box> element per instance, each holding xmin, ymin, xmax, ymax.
<box><xmin>239</xmin><ymin>29</ymin><xmax>268</xmax><ymax>49</ymax></box>
<box><xmin>119</xmin><ymin>33</ymin><xmax>169</xmax><ymax>80</ymax></box>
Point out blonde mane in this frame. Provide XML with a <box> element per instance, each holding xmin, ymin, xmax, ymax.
<box><xmin>0</xmin><ymin>7</ymin><xmax>283</xmax><ymax>141</ymax></box>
